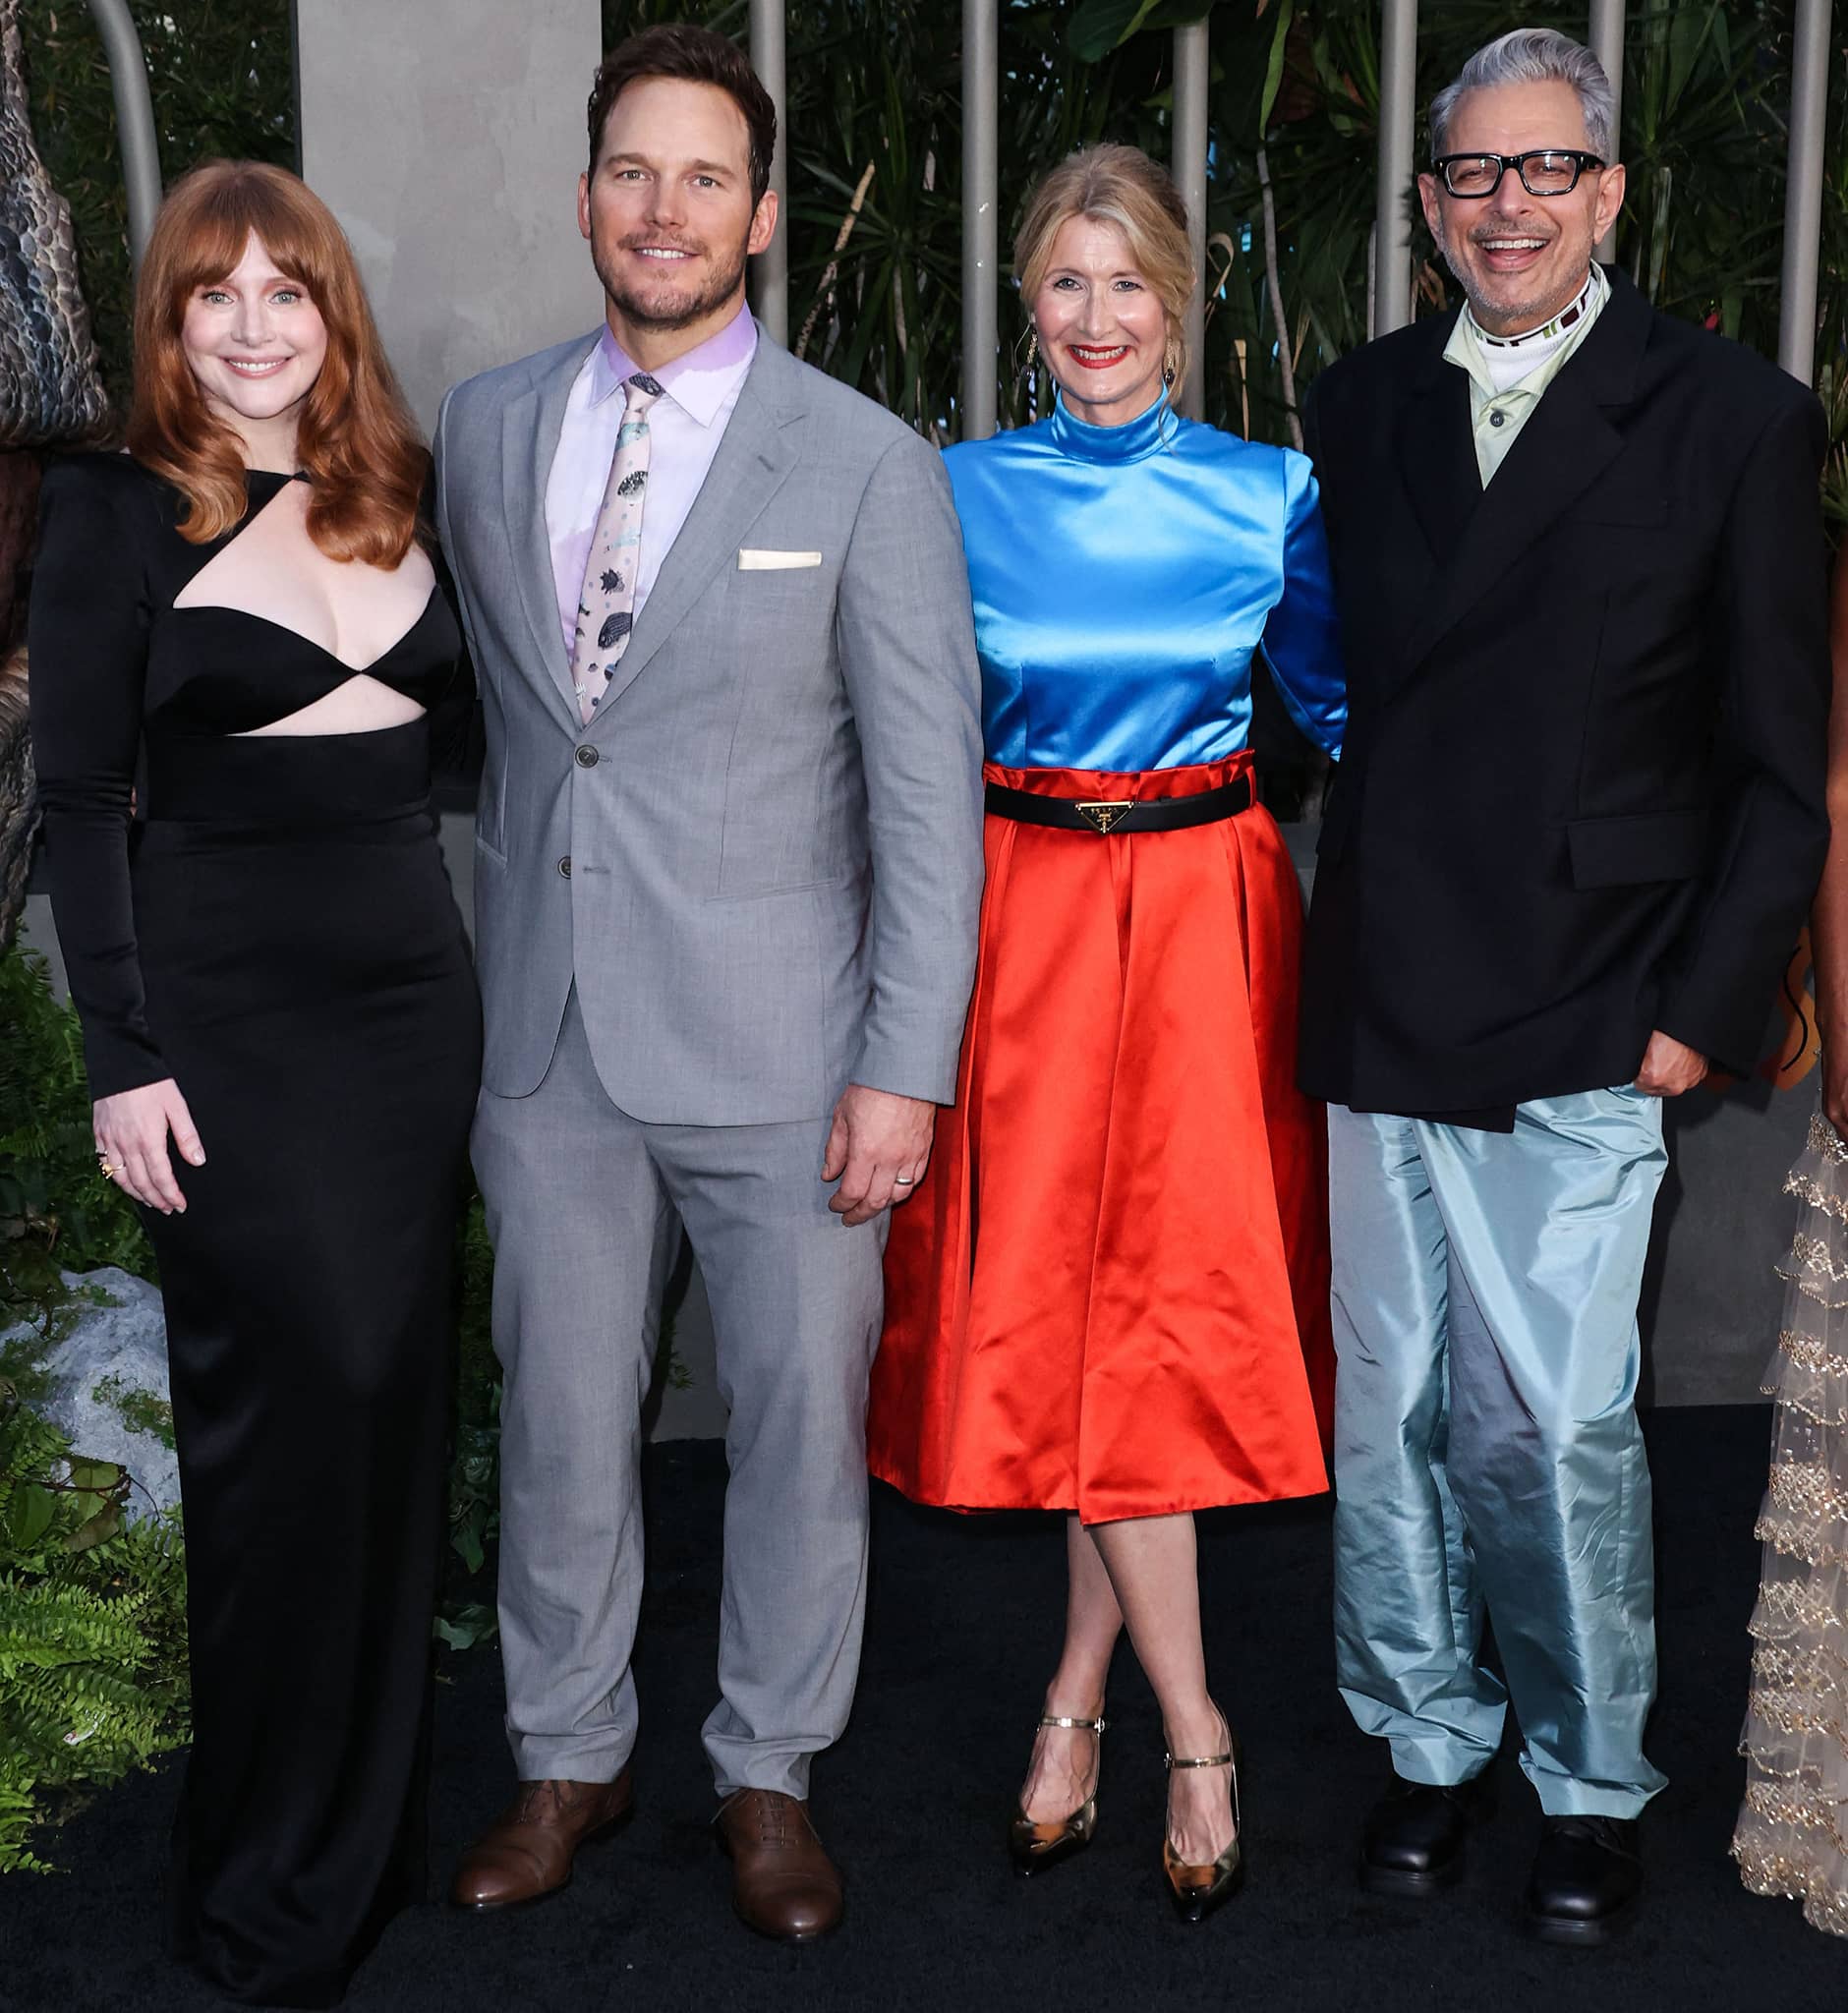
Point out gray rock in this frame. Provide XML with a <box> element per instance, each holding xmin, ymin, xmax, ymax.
<box><xmin>3</xmin><ymin>1267</ymin><xmax>180</xmax><ymax>1519</ymax></box>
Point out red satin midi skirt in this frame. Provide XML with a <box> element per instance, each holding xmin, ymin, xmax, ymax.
<box><xmin>868</xmin><ymin>753</ymin><xmax>1333</xmax><ymax>1523</ymax></box>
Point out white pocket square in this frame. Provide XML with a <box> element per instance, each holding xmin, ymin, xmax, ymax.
<box><xmin>738</xmin><ymin>547</ymin><xmax>823</xmax><ymax>570</ymax></box>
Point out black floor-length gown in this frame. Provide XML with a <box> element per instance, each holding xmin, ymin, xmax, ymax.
<box><xmin>29</xmin><ymin>453</ymin><xmax>481</xmax><ymax>2007</ymax></box>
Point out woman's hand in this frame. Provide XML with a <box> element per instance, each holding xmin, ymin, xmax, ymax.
<box><xmin>1823</xmin><ymin>1037</ymin><xmax>1848</xmax><ymax>1141</ymax></box>
<box><xmin>93</xmin><ymin>1080</ymin><xmax>205</xmax><ymax>1214</ymax></box>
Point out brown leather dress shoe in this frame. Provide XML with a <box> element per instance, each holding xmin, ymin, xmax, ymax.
<box><xmin>450</xmin><ymin>1768</ymin><xmax>634</xmax><ymax>1911</ymax></box>
<box><xmin>714</xmin><ymin>1788</ymin><xmax>843</xmax><ymax>1941</ymax></box>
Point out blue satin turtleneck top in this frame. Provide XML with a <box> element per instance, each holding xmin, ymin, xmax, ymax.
<box><xmin>942</xmin><ymin>393</ymin><xmax>1345</xmax><ymax>771</ymax></box>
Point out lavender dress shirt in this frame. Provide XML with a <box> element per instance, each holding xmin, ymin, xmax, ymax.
<box><xmin>544</xmin><ymin>301</ymin><xmax>758</xmax><ymax>660</ymax></box>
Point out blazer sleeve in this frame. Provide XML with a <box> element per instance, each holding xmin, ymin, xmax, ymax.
<box><xmin>27</xmin><ymin>459</ymin><xmax>169</xmax><ymax>1098</ymax></box>
<box><xmin>834</xmin><ymin>430</ymin><xmax>986</xmax><ymax>1103</ymax></box>
<box><xmin>1657</xmin><ymin>393</ymin><xmax>1832</xmax><ymax>1071</ymax></box>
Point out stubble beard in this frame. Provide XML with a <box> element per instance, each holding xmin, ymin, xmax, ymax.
<box><xmin>1445</xmin><ymin>221</ymin><xmax>1590</xmax><ymax>338</ymax></box>
<box><xmin>595</xmin><ymin>232</ymin><xmax>750</xmax><ymax>334</ymax></box>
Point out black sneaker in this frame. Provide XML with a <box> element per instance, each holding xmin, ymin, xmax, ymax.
<box><xmin>1359</xmin><ymin>1771</ymin><xmax>1493</xmax><ymax>1897</ymax></box>
<box><xmin>1523</xmin><ymin>1814</ymin><xmax>1641</xmax><ymax>1945</ymax></box>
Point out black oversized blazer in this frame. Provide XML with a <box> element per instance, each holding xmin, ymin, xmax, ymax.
<box><xmin>1299</xmin><ymin>265</ymin><xmax>1831</xmax><ymax>1117</ymax></box>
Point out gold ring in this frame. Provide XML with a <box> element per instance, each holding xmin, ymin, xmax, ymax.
<box><xmin>97</xmin><ymin>1157</ymin><xmax>121</xmax><ymax>1178</ymax></box>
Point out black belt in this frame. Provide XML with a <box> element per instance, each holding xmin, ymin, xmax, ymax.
<box><xmin>984</xmin><ymin>775</ymin><xmax>1252</xmax><ymax>834</ymax></box>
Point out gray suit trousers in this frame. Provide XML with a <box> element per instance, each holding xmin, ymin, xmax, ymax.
<box><xmin>472</xmin><ymin>990</ymin><xmax>886</xmax><ymax>1799</ymax></box>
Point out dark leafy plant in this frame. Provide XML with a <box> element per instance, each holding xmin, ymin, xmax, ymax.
<box><xmin>18</xmin><ymin>0</ymin><xmax>295</xmax><ymax>411</ymax></box>
<box><xmin>610</xmin><ymin>0</ymin><xmax>1173</xmax><ymax>434</ymax></box>
<box><xmin>607</xmin><ymin>0</ymin><xmax>1845</xmax><ymax>482</ymax></box>
<box><xmin>0</xmin><ymin>945</ymin><xmax>153</xmax><ymax>1336</ymax></box>
<box><xmin>0</xmin><ymin>1387</ymin><xmax>189</xmax><ymax>1873</ymax></box>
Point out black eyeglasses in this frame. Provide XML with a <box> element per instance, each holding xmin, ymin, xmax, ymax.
<box><xmin>1431</xmin><ymin>150</ymin><xmax>1605</xmax><ymax>199</ymax></box>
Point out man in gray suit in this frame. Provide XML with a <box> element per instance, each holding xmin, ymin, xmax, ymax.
<box><xmin>433</xmin><ymin>25</ymin><xmax>983</xmax><ymax>1940</ymax></box>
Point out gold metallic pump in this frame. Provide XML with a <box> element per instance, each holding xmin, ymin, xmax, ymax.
<box><xmin>1161</xmin><ymin>1714</ymin><xmax>1244</xmax><ymax>1925</ymax></box>
<box><xmin>1009</xmin><ymin>1711</ymin><xmax>1107</xmax><ymax>1876</ymax></box>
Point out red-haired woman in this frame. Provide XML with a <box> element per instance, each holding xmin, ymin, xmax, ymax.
<box><xmin>29</xmin><ymin>162</ymin><xmax>479</xmax><ymax>2006</ymax></box>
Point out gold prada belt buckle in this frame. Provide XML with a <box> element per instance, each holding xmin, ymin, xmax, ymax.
<box><xmin>1077</xmin><ymin>800</ymin><xmax>1134</xmax><ymax>834</ymax></box>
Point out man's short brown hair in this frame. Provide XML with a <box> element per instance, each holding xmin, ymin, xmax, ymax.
<box><xmin>587</xmin><ymin>25</ymin><xmax>777</xmax><ymax>209</ymax></box>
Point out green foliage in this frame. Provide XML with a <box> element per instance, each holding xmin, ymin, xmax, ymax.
<box><xmin>14</xmin><ymin>0</ymin><xmax>1840</xmax><ymax>447</ymax></box>
<box><xmin>0</xmin><ymin>946</ymin><xmax>154</xmax><ymax>1339</ymax></box>
<box><xmin>612</xmin><ymin>0</ymin><xmax>1174</xmax><ymax>435</ymax></box>
<box><xmin>605</xmin><ymin>0</ymin><xmax>1846</xmax><ymax>475</ymax></box>
<box><xmin>89</xmin><ymin>1374</ymin><xmax>175</xmax><ymax>1451</ymax></box>
<box><xmin>19</xmin><ymin>0</ymin><xmax>296</xmax><ymax>412</ymax></box>
<box><xmin>0</xmin><ymin>1388</ymin><xmax>189</xmax><ymax>1874</ymax></box>
<box><xmin>438</xmin><ymin>1192</ymin><xmax>500</xmax><ymax>1646</ymax></box>
<box><xmin>454</xmin><ymin>1188</ymin><xmax>496</xmax><ymax>1433</ymax></box>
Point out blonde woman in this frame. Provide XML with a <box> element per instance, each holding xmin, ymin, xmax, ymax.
<box><xmin>868</xmin><ymin>144</ymin><xmax>1344</xmax><ymax>1923</ymax></box>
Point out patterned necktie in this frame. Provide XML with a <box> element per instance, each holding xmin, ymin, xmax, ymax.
<box><xmin>570</xmin><ymin>370</ymin><xmax>664</xmax><ymax>725</ymax></box>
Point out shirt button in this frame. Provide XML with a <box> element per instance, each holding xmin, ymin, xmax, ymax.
<box><xmin>575</xmin><ymin>745</ymin><xmax>599</xmax><ymax>768</ymax></box>
<box><xmin>556</xmin><ymin>855</ymin><xmax>572</xmax><ymax>879</ymax></box>
<box><xmin>1489</xmin><ymin>410</ymin><xmax>1506</xmax><ymax>428</ymax></box>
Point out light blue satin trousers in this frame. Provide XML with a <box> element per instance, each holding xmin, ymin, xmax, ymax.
<box><xmin>1329</xmin><ymin>1092</ymin><xmax>1669</xmax><ymax>1818</ymax></box>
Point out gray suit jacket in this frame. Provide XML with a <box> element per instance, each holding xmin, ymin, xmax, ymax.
<box><xmin>433</xmin><ymin>325</ymin><xmax>985</xmax><ymax>1122</ymax></box>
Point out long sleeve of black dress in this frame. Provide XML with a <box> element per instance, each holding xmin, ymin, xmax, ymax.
<box><xmin>28</xmin><ymin>455</ymin><xmax>169</xmax><ymax>1098</ymax></box>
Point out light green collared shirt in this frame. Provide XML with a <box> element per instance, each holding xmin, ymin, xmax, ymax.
<box><xmin>1443</xmin><ymin>264</ymin><xmax>1609</xmax><ymax>486</ymax></box>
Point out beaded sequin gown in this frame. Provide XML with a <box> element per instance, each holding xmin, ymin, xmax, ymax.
<box><xmin>1734</xmin><ymin>1107</ymin><xmax>1848</xmax><ymax>1936</ymax></box>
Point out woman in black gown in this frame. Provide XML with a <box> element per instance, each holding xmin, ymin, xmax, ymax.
<box><xmin>29</xmin><ymin>161</ymin><xmax>480</xmax><ymax>2007</ymax></box>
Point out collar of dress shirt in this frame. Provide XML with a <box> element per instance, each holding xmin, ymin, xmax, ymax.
<box><xmin>1443</xmin><ymin>263</ymin><xmax>1608</xmax><ymax>401</ymax></box>
<box><xmin>590</xmin><ymin>299</ymin><xmax>759</xmax><ymax>423</ymax></box>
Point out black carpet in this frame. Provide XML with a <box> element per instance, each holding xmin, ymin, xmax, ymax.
<box><xmin>4</xmin><ymin>1407</ymin><xmax>1841</xmax><ymax>2011</ymax></box>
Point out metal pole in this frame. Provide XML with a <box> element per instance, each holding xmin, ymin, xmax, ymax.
<box><xmin>1374</xmin><ymin>0</ymin><xmax>1417</xmax><ymax>337</ymax></box>
<box><xmin>749</xmin><ymin>0</ymin><xmax>788</xmax><ymax>345</ymax></box>
<box><xmin>961</xmin><ymin>0</ymin><xmax>998</xmax><ymax>439</ymax></box>
<box><xmin>1778</xmin><ymin>0</ymin><xmax>1830</xmax><ymax>384</ymax></box>
<box><xmin>85</xmin><ymin>0</ymin><xmax>161</xmax><ymax>274</ymax></box>
<box><xmin>1588</xmin><ymin>0</ymin><xmax>1625</xmax><ymax>263</ymax></box>
<box><xmin>1172</xmin><ymin>21</ymin><xmax>1209</xmax><ymax>422</ymax></box>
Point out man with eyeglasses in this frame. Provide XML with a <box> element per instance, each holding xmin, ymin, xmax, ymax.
<box><xmin>1299</xmin><ymin>29</ymin><xmax>1829</xmax><ymax>1945</ymax></box>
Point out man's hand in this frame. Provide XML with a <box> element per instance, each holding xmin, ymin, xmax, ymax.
<box><xmin>93</xmin><ymin>1079</ymin><xmax>205</xmax><ymax>1214</ymax></box>
<box><xmin>1634</xmin><ymin>1030</ymin><xmax>1709</xmax><ymax>1098</ymax></box>
<box><xmin>822</xmin><ymin>1085</ymin><xmax>936</xmax><ymax>1227</ymax></box>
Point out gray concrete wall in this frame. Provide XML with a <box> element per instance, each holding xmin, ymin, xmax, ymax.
<box><xmin>294</xmin><ymin>0</ymin><xmax>604</xmax><ymax>434</ymax></box>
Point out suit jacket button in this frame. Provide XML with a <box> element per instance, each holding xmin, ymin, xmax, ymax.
<box><xmin>575</xmin><ymin>745</ymin><xmax>599</xmax><ymax>767</ymax></box>
<box><xmin>557</xmin><ymin>855</ymin><xmax>572</xmax><ymax>879</ymax></box>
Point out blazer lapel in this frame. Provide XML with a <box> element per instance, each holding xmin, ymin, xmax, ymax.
<box><xmin>1385</xmin><ymin>326</ymin><xmax>1479</xmax><ymax>681</ymax></box>
<box><xmin>591</xmin><ymin>337</ymin><xmax>800</xmax><ymax>719</ymax></box>
<box><xmin>1397</xmin><ymin>269</ymin><xmax>1649</xmax><ymax>679</ymax></box>
<box><xmin>1398</xmin><ymin>335</ymin><xmax>1481</xmax><ymax>566</ymax></box>
<box><xmin>501</xmin><ymin>333</ymin><xmax>599</xmax><ymax>724</ymax></box>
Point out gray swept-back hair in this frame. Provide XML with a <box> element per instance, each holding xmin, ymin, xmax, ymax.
<box><xmin>1429</xmin><ymin>29</ymin><xmax>1616</xmax><ymax>163</ymax></box>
